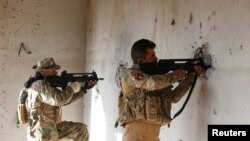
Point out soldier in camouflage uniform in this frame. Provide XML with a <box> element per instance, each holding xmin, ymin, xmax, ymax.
<box><xmin>21</xmin><ymin>57</ymin><xmax>96</xmax><ymax>141</ymax></box>
<box><xmin>117</xmin><ymin>39</ymin><xmax>204</xmax><ymax>141</ymax></box>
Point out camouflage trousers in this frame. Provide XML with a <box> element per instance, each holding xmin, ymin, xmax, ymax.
<box><xmin>27</xmin><ymin>121</ymin><xmax>89</xmax><ymax>141</ymax></box>
<box><xmin>123</xmin><ymin>121</ymin><xmax>161</xmax><ymax>141</ymax></box>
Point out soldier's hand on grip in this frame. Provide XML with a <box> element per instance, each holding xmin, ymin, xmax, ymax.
<box><xmin>174</xmin><ymin>70</ymin><xmax>186</xmax><ymax>81</ymax></box>
<box><xmin>84</xmin><ymin>80</ymin><xmax>97</xmax><ymax>90</ymax></box>
<box><xmin>194</xmin><ymin>65</ymin><xmax>205</xmax><ymax>75</ymax></box>
<box><xmin>68</xmin><ymin>82</ymin><xmax>82</xmax><ymax>93</ymax></box>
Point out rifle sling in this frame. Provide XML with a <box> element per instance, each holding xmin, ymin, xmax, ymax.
<box><xmin>172</xmin><ymin>74</ymin><xmax>198</xmax><ymax>120</ymax></box>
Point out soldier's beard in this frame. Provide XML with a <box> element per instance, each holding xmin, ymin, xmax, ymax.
<box><xmin>138</xmin><ymin>61</ymin><xmax>158</xmax><ymax>74</ymax></box>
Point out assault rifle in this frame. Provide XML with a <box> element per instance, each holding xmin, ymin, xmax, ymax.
<box><xmin>156</xmin><ymin>57</ymin><xmax>211</xmax><ymax>74</ymax></box>
<box><xmin>150</xmin><ymin>57</ymin><xmax>211</xmax><ymax>121</ymax></box>
<box><xmin>24</xmin><ymin>70</ymin><xmax>104</xmax><ymax>90</ymax></box>
<box><xmin>45</xmin><ymin>70</ymin><xmax>104</xmax><ymax>89</ymax></box>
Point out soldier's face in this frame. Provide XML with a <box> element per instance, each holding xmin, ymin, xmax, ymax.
<box><xmin>137</xmin><ymin>48</ymin><xmax>158</xmax><ymax>74</ymax></box>
<box><xmin>139</xmin><ymin>48</ymin><xmax>158</xmax><ymax>63</ymax></box>
<box><xmin>40</xmin><ymin>70</ymin><xmax>58</xmax><ymax>77</ymax></box>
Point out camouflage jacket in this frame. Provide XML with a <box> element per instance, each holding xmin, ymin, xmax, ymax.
<box><xmin>118</xmin><ymin>66</ymin><xmax>195</xmax><ymax>126</ymax></box>
<box><xmin>25</xmin><ymin>79</ymin><xmax>85</xmax><ymax>139</ymax></box>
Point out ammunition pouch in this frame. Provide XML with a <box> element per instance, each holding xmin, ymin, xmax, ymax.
<box><xmin>17</xmin><ymin>104</ymin><xmax>28</xmax><ymax>124</ymax></box>
<box><xmin>17</xmin><ymin>89</ymin><xmax>29</xmax><ymax>125</ymax></box>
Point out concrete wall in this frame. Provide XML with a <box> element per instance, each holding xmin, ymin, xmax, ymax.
<box><xmin>1</xmin><ymin>0</ymin><xmax>250</xmax><ymax>141</ymax></box>
<box><xmin>0</xmin><ymin>0</ymin><xmax>87</xmax><ymax>140</ymax></box>
<box><xmin>84</xmin><ymin>0</ymin><xmax>250</xmax><ymax>141</ymax></box>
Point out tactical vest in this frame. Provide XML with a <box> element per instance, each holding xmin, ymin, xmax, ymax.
<box><xmin>17</xmin><ymin>81</ymin><xmax>62</xmax><ymax>126</ymax></box>
<box><xmin>117</xmin><ymin>79</ymin><xmax>173</xmax><ymax>127</ymax></box>
<box><xmin>27</xmin><ymin>80</ymin><xmax>62</xmax><ymax>124</ymax></box>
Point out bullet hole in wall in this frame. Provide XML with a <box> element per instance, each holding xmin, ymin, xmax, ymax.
<box><xmin>229</xmin><ymin>48</ymin><xmax>233</xmax><ymax>55</ymax></box>
<box><xmin>189</xmin><ymin>13</ymin><xmax>193</xmax><ymax>24</ymax></box>
<box><xmin>3</xmin><ymin>1</ymin><xmax>8</xmax><ymax>9</ymax></box>
<box><xmin>212</xmin><ymin>11</ymin><xmax>216</xmax><ymax>15</ymax></box>
<box><xmin>171</xmin><ymin>19</ymin><xmax>175</xmax><ymax>26</ymax></box>
<box><xmin>212</xmin><ymin>25</ymin><xmax>217</xmax><ymax>31</ymax></box>
<box><xmin>213</xmin><ymin>108</ymin><xmax>217</xmax><ymax>115</ymax></box>
<box><xmin>240</xmin><ymin>44</ymin><xmax>243</xmax><ymax>50</ymax></box>
<box><xmin>207</xmin><ymin>16</ymin><xmax>211</xmax><ymax>21</ymax></box>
